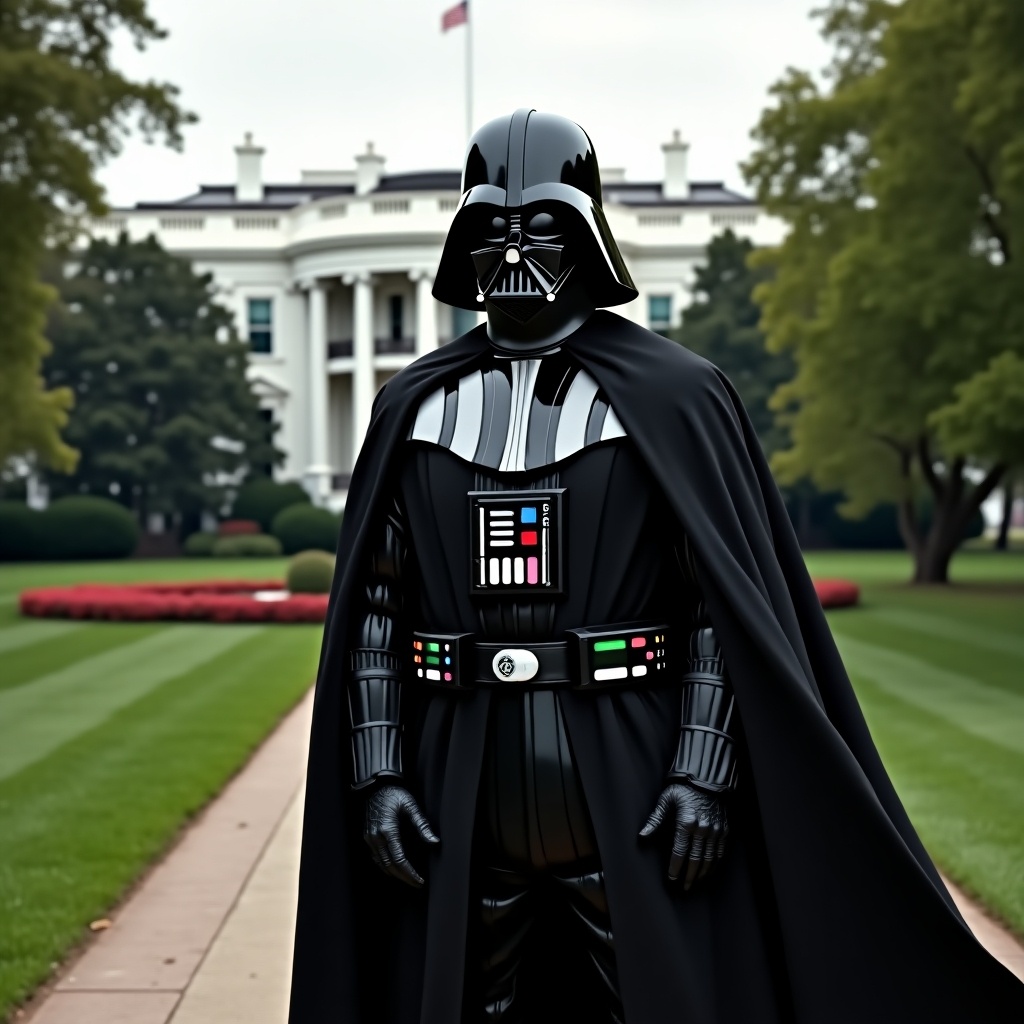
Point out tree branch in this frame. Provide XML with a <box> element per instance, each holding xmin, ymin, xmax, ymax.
<box><xmin>964</xmin><ymin>146</ymin><xmax>1013</xmax><ymax>264</ymax></box>
<box><xmin>895</xmin><ymin>447</ymin><xmax>922</xmax><ymax>555</ymax></box>
<box><xmin>951</xmin><ymin>462</ymin><xmax>1007</xmax><ymax>539</ymax></box>
<box><xmin>917</xmin><ymin>435</ymin><xmax>943</xmax><ymax>498</ymax></box>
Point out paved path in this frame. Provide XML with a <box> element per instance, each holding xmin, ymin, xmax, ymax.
<box><xmin>23</xmin><ymin>689</ymin><xmax>1024</xmax><ymax>1022</ymax></box>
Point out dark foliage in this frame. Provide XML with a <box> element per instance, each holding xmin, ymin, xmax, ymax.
<box><xmin>42</xmin><ymin>234</ymin><xmax>283</xmax><ymax>522</ymax></box>
<box><xmin>232</xmin><ymin>479</ymin><xmax>310</xmax><ymax>532</ymax></box>
<box><xmin>271</xmin><ymin>505</ymin><xmax>341</xmax><ymax>555</ymax></box>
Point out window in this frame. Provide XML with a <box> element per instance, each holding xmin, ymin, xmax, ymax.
<box><xmin>388</xmin><ymin>295</ymin><xmax>404</xmax><ymax>342</ymax></box>
<box><xmin>648</xmin><ymin>294</ymin><xmax>672</xmax><ymax>329</ymax></box>
<box><xmin>247</xmin><ymin>298</ymin><xmax>273</xmax><ymax>353</ymax></box>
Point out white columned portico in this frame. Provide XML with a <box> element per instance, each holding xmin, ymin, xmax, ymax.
<box><xmin>346</xmin><ymin>271</ymin><xmax>375</xmax><ymax>458</ymax></box>
<box><xmin>303</xmin><ymin>280</ymin><xmax>332</xmax><ymax>505</ymax></box>
<box><xmin>410</xmin><ymin>269</ymin><xmax>438</xmax><ymax>356</ymax></box>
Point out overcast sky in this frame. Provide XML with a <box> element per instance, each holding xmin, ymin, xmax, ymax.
<box><xmin>98</xmin><ymin>0</ymin><xmax>832</xmax><ymax>207</ymax></box>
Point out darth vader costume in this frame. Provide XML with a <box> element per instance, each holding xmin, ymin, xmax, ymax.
<box><xmin>288</xmin><ymin>110</ymin><xmax>1024</xmax><ymax>1023</ymax></box>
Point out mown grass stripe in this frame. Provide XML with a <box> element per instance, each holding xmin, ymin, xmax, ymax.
<box><xmin>0</xmin><ymin>624</ymin><xmax>317</xmax><ymax>1015</ymax></box>
<box><xmin>1</xmin><ymin>624</ymin><xmax>163</xmax><ymax>695</ymax></box>
<box><xmin>0</xmin><ymin>625</ymin><xmax>262</xmax><ymax>781</ymax></box>
<box><xmin>0</xmin><ymin>620</ymin><xmax>86</xmax><ymax>655</ymax></box>
<box><xmin>833</xmin><ymin>632</ymin><xmax>1024</xmax><ymax>755</ymax></box>
<box><xmin>850</xmin><ymin>673</ymin><xmax>1024</xmax><ymax>935</ymax></box>
<box><xmin>863</xmin><ymin>606</ymin><xmax>1024</xmax><ymax>661</ymax></box>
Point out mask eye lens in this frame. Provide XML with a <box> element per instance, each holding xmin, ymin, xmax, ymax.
<box><xmin>490</xmin><ymin>216</ymin><xmax>508</xmax><ymax>234</ymax></box>
<box><xmin>527</xmin><ymin>212</ymin><xmax>556</xmax><ymax>234</ymax></box>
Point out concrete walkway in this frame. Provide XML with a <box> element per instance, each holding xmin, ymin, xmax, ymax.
<box><xmin>22</xmin><ymin>689</ymin><xmax>1024</xmax><ymax>1022</ymax></box>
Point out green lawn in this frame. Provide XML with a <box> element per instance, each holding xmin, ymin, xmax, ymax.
<box><xmin>1</xmin><ymin>552</ymin><xmax>1022</xmax><ymax>1017</ymax></box>
<box><xmin>0</xmin><ymin>559</ymin><xmax>318</xmax><ymax>1020</ymax></box>
<box><xmin>806</xmin><ymin>550</ymin><xmax>1024</xmax><ymax>938</ymax></box>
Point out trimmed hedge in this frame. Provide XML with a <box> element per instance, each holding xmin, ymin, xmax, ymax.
<box><xmin>211</xmin><ymin>534</ymin><xmax>283</xmax><ymax>558</ymax></box>
<box><xmin>0</xmin><ymin>501</ymin><xmax>45</xmax><ymax>561</ymax></box>
<box><xmin>183</xmin><ymin>532</ymin><xmax>218</xmax><ymax>557</ymax></box>
<box><xmin>0</xmin><ymin>497</ymin><xmax>139</xmax><ymax>561</ymax></box>
<box><xmin>271</xmin><ymin>504</ymin><xmax>341</xmax><ymax>555</ymax></box>
<box><xmin>287</xmin><ymin>550</ymin><xmax>336</xmax><ymax>593</ymax></box>
<box><xmin>232</xmin><ymin>479</ymin><xmax>310</xmax><ymax>532</ymax></box>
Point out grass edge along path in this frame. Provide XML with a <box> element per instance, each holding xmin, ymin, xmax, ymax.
<box><xmin>0</xmin><ymin>623</ymin><xmax>319</xmax><ymax>1021</ymax></box>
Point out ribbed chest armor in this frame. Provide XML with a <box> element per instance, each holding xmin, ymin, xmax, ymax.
<box><xmin>407</xmin><ymin>347</ymin><xmax>625</xmax><ymax>470</ymax></box>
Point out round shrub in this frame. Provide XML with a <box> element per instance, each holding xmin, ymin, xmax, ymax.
<box><xmin>271</xmin><ymin>504</ymin><xmax>341</xmax><ymax>555</ymax></box>
<box><xmin>0</xmin><ymin>501</ymin><xmax>45</xmax><ymax>561</ymax></box>
<box><xmin>42</xmin><ymin>496</ymin><xmax>139</xmax><ymax>560</ymax></box>
<box><xmin>287</xmin><ymin>550</ymin><xmax>336</xmax><ymax>593</ymax></box>
<box><xmin>232</xmin><ymin>479</ymin><xmax>310</xmax><ymax>532</ymax></box>
<box><xmin>183</xmin><ymin>532</ymin><xmax>218</xmax><ymax>557</ymax></box>
<box><xmin>218</xmin><ymin>519</ymin><xmax>261</xmax><ymax>537</ymax></box>
<box><xmin>211</xmin><ymin>534</ymin><xmax>283</xmax><ymax>558</ymax></box>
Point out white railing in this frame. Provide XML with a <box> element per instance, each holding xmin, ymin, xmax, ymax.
<box><xmin>234</xmin><ymin>216</ymin><xmax>279</xmax><ymax>230</ymax></box>
<box><xmin>159</xmin><ymin>217</ymin><xmax>205</xmax><ymax>230</ymax></box>
<box><xmin>637</xmin><ymin>213</ymin><xmax>683</xmax><ymax>227</ymax></box>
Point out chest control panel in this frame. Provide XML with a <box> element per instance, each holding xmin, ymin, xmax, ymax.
<box><xmin>469</xmin><ymin>488</ymin><xmax>566</xmax><ymax>597</ymax></box>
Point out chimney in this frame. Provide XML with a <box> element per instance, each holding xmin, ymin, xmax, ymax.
<box><xmin>661</xmin><ymin>129</ymin><xmax>690</xmax><ymax>201</ymax></box>
<box><xmin>235</xmin><ymin>132</ymin><xmax>264</xmax><ymax>202</ymax></box>
<box><xmin>355</xmin><ymin>141</ymin><xmax>386</xmax><ymax>196</ymax></box>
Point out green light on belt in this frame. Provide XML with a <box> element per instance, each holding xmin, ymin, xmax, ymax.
<box><xmin>594</xmin><ymin>639</ymin><xmax>626</xmax><ymax>651</ymax></box>
<box><xmin>427</xmin><ymin>642</ymin><xmax>440</xmax><ymax>652</ymax></box>
<box><xmin>426</xmin><ymin>655</ymin><xmax>440</xmax><ymax>664</ymax></box>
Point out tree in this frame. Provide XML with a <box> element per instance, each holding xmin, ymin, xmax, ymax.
<box><xmin>0</xmin><ymin>0</ymin><xmax>193</xmax><ymax>474</ymax></box>
<box><xmin>43</xmin><ymin>234</ymin><xmax>283</xmax><ymax>526</ymax></box>
<box><xmin>744</xmin><ymin>0</ymin><xmax>1024</xmax><ymax>582</ymax></box>
<box><xmin>670</xmin><ymin>230</ymin><xmax>793</xmax><ymax>456</ymax></box>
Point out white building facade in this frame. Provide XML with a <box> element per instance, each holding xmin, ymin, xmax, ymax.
<box><xmin>92</xmin><ymin>131</ymin><xmax>785</xmax><ymax>510</ymax></box>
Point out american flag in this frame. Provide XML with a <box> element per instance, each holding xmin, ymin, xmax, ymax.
<box><xmin>441</xmin><ymin>0</ymin><xmax>468</xmax><ymax>31</ymax></box>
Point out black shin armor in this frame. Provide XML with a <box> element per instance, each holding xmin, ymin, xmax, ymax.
<box><xmin>348</xmin><ymin>495</ymin><xmax>406</xmax><ymax>790</ymax></box>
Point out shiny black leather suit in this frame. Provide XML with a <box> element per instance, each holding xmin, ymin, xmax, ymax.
<box><xmin>349</xmin><ymin>347</ymin><xmax>738</xmax><ymax>1023</ymax></box>
<box><xmin>347</xmin><ymin>108</ymin><xmax>738</xmax><ymax>1024</ymax></box>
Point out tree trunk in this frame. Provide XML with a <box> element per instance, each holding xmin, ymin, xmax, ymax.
<box><xmin>911</xmin><ymin>457</ymin><xmax>1006</xmax><ymax>583</ymax></box>
<box><xmin>995</xmin><ymin>475</ymin><xmax>1014</xmax><ymax>551</ymax></box>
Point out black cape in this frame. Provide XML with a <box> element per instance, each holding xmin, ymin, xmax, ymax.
<box><xmin>289</xmin><ymin>311</ymin><xmax>1024</xmax><ymax>1023</ymax></box>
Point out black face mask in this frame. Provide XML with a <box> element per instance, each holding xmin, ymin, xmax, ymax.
<box><xmin>470</xmin><ymin>207</ymin><xmax>576</xmax><ymax>325</ymax></box>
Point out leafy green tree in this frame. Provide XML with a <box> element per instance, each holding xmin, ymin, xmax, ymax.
<box><xmin>0</xmin><ymin>0</ymin><xmax>193</xmax><ymax>474</ymax></box>
<box><xmin>671</xmin><ymin>230</ymin><xmax>793</xmax><ymax>455</ymax></box>
<box><xmin>43</xmin><ymin>234</ymin><xmax>283</xmax><ymax>525</ymax></box>
<box><xmin>744</xmin><ymin>0</ymin><xmax>1024</xmax><ymax>582</ymax></box>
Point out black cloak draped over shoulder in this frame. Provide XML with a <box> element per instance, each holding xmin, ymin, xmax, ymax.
<box><xmin>288</xmin><ymin>310</ymin><xmax>1024</xmax><ymax>1024</ymax></box>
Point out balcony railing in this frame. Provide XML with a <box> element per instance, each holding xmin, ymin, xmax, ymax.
<box><xmin>327</xmin><ymin>337</ymin><xmax>417</xmax><ymax>359</ymax></box>
<box><xmin>374</xmin><ymin>336</ymin><xmax>416</xmax><ymax>355</ymax></box>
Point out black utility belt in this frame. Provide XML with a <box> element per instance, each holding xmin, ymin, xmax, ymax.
<box><xmin>411</xmin><ymin>621</ymin><xmax>672</xmax><ymax>691</ymax></box>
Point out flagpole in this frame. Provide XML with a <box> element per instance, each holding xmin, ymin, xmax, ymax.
<box><xmin>465</xmin><ymin>0</ymin><xmax>473</xmax><ymax>141</ymax></box>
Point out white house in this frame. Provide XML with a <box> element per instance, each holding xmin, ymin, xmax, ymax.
<box><xmin>91</xmin><ymin>131</ymin><xmax>785</xmax><ymax>510</ymax></box>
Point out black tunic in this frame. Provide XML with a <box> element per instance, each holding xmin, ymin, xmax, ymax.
<box><xmin>397</xmin><ymin>437</ymin><xmax>684</xmax><ymax>872</ymax></box>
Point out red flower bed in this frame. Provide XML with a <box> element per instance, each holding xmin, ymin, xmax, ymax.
<box><xmin>20</xmin><ymin>577</ymin><xmax>858</xmax><ymax>624</ymax></box>
<box><xmin>218</xmin><ymin>519</ymin><xmax>262</xmax><ymax>536</ymax></box>
<box><xmin>19</xmin><ymin>580</ymin><xmax>328</xmax><ymax>624</ymax></box>
<box><xmin>813</xmin><ymin>578</ymin><xmax>860</xmax><ymax>609</ymax></box>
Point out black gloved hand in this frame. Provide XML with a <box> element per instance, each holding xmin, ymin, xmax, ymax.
<box><xmin>364</xmin><ymin>784</ymin><xmax>440</xmax><ymax>888</ymax></box>
<box><xmin>639</xmin><ymin>782</ymin><xmax>729</xmax><ymax>889</ymax></box>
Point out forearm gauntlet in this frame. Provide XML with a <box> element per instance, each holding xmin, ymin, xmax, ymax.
<box><xmin>669</xmin><ymin>625</ymin><xmax>738</xmax><ymax>793</ymax></box>
<box><xmin>348</xmin><ymin>496</ymin><xmax>406</xmax><ymax>791</ymax></box>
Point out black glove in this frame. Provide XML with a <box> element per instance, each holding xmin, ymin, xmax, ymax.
<box><xmin>639</xmin><ymin>782</ymin><xmax>728</xmax><ymax>889</ymax></box>
<box><xmin>364</xmin><ymin>784</ymin><xmax>440</xmax><ymax>888</ymax></box>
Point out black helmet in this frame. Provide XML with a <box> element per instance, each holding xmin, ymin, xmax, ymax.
<box><xmin>432</xmin><ymin>109</ymin><xmax>638</xmax><ymax>315</ymax></box>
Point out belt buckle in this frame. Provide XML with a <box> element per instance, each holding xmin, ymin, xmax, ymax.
<box><xmin>566</xmin><ymin>621</ymin><xmax>671</xmax><ymax>690</ymax></box>
<box><xmin>491</xmin><ymin>648</ymin><xmax>540</xmax><ymax>683</ymax></box>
